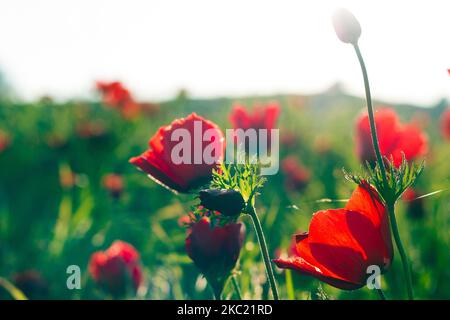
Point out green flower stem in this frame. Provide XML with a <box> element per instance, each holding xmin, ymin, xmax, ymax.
<box><xmin>247</xmin><ymin>205</ymin><xmax>279</xmax><ymax>300</ymax></box>
<box><xmin>376</xmin><ymin>288</ymin><xmax>386</xmax><ymax>300</ymax></box>
<box><xmin>353</xmin><ymin>44</ymin><xmax>388</xmax><ymax>187</ymax></box>
<box><xmin>231</xmin><ymin>275</ymin><xmax>242</xmax><ymax>300</ymax></box>
<box><xmin>354</xmin><ymin>43</ymin><xmax>414</xmax><ymax>300</ymax></box>
<box><xmin>285</xmin><ymin>269</ymin><xmax>295</xmax><ymax>300</ymax></box>
<box><xmin>388</xmin><ymin>204</ymin><xmax>414</xmax><ymax>300</ymax></box>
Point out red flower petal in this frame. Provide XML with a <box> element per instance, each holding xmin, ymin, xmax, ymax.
<box><xmin>274</xmin><ymin>183</ymin><xmax>392</xmax><ymax>290</ymax></box>
<box><xmin>130</xmin><ymin>113</ymin><xmax>224</xmax><ymax>193</ymax></box>
<box><xmin>355</xmin><ymin>107</ymin><xmax>428</xmax><ymax>167</ymax></box>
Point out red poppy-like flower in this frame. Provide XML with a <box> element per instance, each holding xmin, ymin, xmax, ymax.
<box><xmin>281</xmin><ymin>156</ymin><xmax>310</xmax><ymax>192</ymax></box>
<box><xmin>96</xmin><ymin>81</ymin><xmax>140</xmax><ymax>119</ymax></box>
<box><xmin>355</xmin><ymin>107</ymin><xmax>428</xmax><ymax>167</ymax></box>
<box><xmin>274</xmin><ymin>182</ymin><xmax>393</xmax><ymax>290</ymax></box>
<box><xmin>230</xmin><ymin>102</ymin><xmax>280</xmax><ymax>132</ymax></box>
<box><xmin>441</xmin><ymin>108</ymin><xmax>450</xmax><ymax>141</ymax></box>
<box><xmin>96</xmin><ymin>81</ymin><xmax>132</xmax><ymax>108</ymax></box>
<box><xmin>130</xmin><ymin>113</ymin><xmax>224</xmax><ymax>193</ymax></box>
<box><xmin>229</xmin><ymin>102</ymin><xmax>280</xmax><ymax>155</ymax></box>
<box><xmin>186</xmin><ymin>217</ymin><xmax>244</xmax><ymax>286</ymax></box>
<box><xmin>102</xmin><ymin>174</ymin><xmax>124</xmax><ymax>199</ymax></box>
<box><xmin>0</xmin><ymin>130</ymin><xmax>11</xmax><ymax>153</ymax></box>
<box><xmin>89</xmin><ymin>241</ymin><xmax>143</xmax><ymax>297</ymax></box>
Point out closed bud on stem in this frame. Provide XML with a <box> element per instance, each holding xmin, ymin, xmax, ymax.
<box><xmin>332</xmin><ymin>8</ymin><xmax>361</xmax><ymax>45</ymax></box>
<box><xmin>199</xmin><ymin>189</ymin><xmax>245</xmax><ymax>217</ymax></box>
<box><xmin>186</xmin><ymin>217</ymin><xmax>245</xmax><ymax>297</ymax></box>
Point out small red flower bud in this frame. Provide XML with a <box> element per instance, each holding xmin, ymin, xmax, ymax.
<box><xmin>89</xmin><ymin>241</ymin><xmax>143</xmax><ymax>298</ymax></box>
<box><xmin>186</xmin><ymin>218</ymin><xmax>244</xmax><ymax>289</ymax></box>
<box><xmin>199</xmin><ymin>189</ymin><xmax>245</xmax><ymax>217</ymax></box>
<box><xmin>332</xmin><ymin>8</ymin><xmax>361</xmax><ymax>45</ymax></box>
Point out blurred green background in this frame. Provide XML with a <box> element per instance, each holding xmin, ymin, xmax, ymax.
<box><xmin>0</xmin><ymin>84</ymin><xmax>448</xmax><ymax>300</ymax></box>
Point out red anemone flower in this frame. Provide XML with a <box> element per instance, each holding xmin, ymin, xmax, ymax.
<box><xmin>89</xmin><ymin>241</ymin><xmax>143</xmax><ymax>297</ymax></box>
<box><xmin>96</xmin><ymin>81</ymin><xmax>140</xmax><ymax>118</ymax></box>
<box><xmin>229</xmin><ymin>102</ymin><xmax>280</xmax><ymax>154</ymax></box>
<box><xmin>355</xmin><ymin>107</ymin><xmax>427</xmax><ymax>167</ymax></box>
<box><xmin>130</xmin><ymin>113</ymin><xmax>224</xmax><ymax>193</ymax></box>
<box><xmin>230</xmin><ymin>102</ymin><xmax>280</xmax><ymax>131</ymax></box>
<box><xmin>96</xmin><ymin>81</ymin><xmax>133</xmax><ymax>108</ymax></box>
<box><xmin>186</xmin><ymin>217</ymin><xmax>244</xmax><ymax>286</ymax></box>
<box><xmin>441</xmin><ymin>108</ymin><xmax>450</xmax><ymax>141</ymax></box>
<box><xmin>274</xmin><ymin>182</ymin><xmax>393</xmax><ymax>290</ymax></box>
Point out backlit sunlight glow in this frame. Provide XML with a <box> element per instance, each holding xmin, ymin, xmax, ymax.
<box><xmin>0</xmin><ymin>0</ymin><xmax>449</xmax><ymax>104</ymax></box>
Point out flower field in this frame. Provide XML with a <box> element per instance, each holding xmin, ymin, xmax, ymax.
<box><xmin>0</xmin><ymin>8</ymin><xmax>449</xmax><ymax>301</ymax></box>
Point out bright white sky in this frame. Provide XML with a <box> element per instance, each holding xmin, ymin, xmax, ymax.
<box><xmin>0</xmin><ymin>0</ymin><xmax>449</xmax><ymax>104</ymax></box>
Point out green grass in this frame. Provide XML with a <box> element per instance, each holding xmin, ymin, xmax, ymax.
<box><xmin>0</xmin><ymin>91</ymin><xmax>448</xmax><ymax>300</ymax></box>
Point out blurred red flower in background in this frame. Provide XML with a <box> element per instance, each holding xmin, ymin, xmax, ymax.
<box><xmin>96</xmin><ymin>81</ymin><xmax>140</xmax><ymax>119</ymax></box>
<box><xmin>229</xmin><ymin>102</ymin><xmax>280</xmax><ymax>154</ymax></box>
<box><xmin>186</xmin><ymin>217</ymin><xmax>244</xmax><ymax>289</ymax></box>
<box><xmin>102</xmin><ymin>174</ymin><xmax>124</xmax><ymax>199</ymax></box>
<box><xmin>89</xmin><ymin>240</ymin><xmax>143</xmax><ymax>297</ymax></box>
<box><xmin>75</xmin><ymin>120</ymin><xmax>107</xmax><ymax>139</ymax></box>
<box><xmin>441</xmin><ymin>109</ymin><xmax>450</xmax><ymax>141</ymax></box>
<box><xmin>130</xmin><ymin>113</ymin><xmax>224</xmax><ymax>193</ymax></box>
<box><xmin>96</xmin><ymin>81</ymin><xmax>132</xmax><ymax>108</ymax></box>
<box><xmin>281</xmin><ymin>156</ymin><xmax>310</xmax><ymax>192</ymax></box>
<box><xmin>230</xmin><ymin>102</ymin><xmax>280</xmax><ymax>132</ymax></box>
<box><xmin>274</xmin><ymin>182</ymin><xmax>393</xmax><ymax>290</ymax></box>
<box><xmin>0</xmin><ymin>130</ymin><xmax>11</xmax><ymax>153</ymax></box>
<box><xmin>59</xmin><ymin>165</ymin><xmax>78</xmax><ymax>189</ymax></box>
<box><xmin>355</xmin><ymin>107</ymin><xmax>428</xmax><ymax>167</ymax></box>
